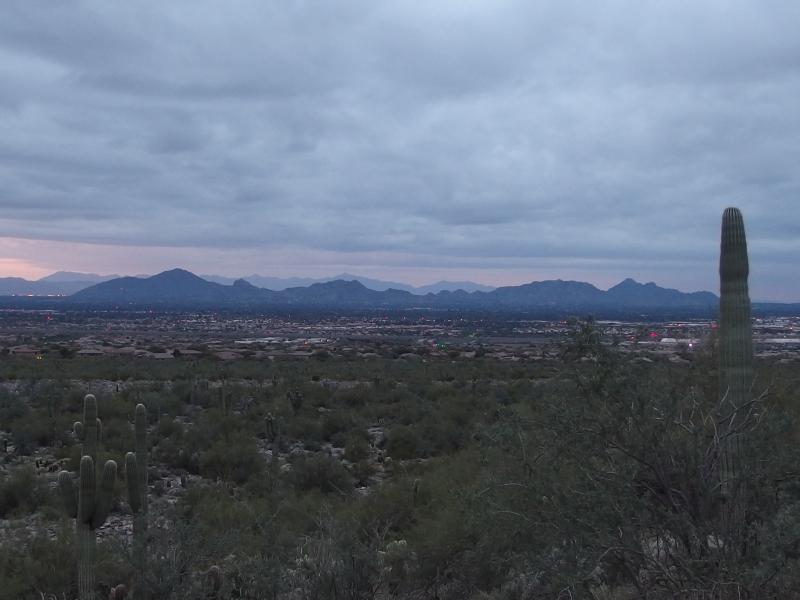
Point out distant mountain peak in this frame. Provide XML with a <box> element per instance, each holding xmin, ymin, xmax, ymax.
<box><xmin>314</xmin><ymin>279</ymin><xmax>369</xmax><ymax>290</ymax></box>
<box><xmin>155</xmin><ymin>268</ymin><xmax>196</xmax><ymax>277</ymax></box>
<box><xmin>611</xmin><ymin>278</ymin><xmax>650</xmax><ymax>289</ymax></box>
<box><xmin>232</xmin><ymin>278</ymin><xmax>257</xmax><ymax>289</ymax></box>
<box><xmin>605</xmin><ymin>278</ymin><xmax>717</xmax><ymax>307</ymax></box>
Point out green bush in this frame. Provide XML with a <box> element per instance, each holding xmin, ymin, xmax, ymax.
<box><xmin>0</xmin><ymin>528</ymin><xmax>75</xmax><ymax>600</ymax></box>
<box><xmin>291</xmin><ymin>454</ymin><xmax>353</xmax><ymax>494</ymax></box>
<box><xmin>344</xmin><ymin>430</ymin><xmax>371</xmax><ymax>462</ymax></box>
<box><xmin>199</xmin><ymin>434</ymin><xmax>263</xmax><ymax>484</ymax></box>
<box><xmin>320</xmin><ymin>410</ymin><xmax>358</xmax><ymax>443</ymax></box>
<box><xmin>0</xmin><ymin>389</ymin><xmax>28</xmax><ymax>422</ymax></box>
<box><xmin>351</xmin><ymin>459</ymin><xmax>376</xmax><ymax>486</ymax></box>
<box><xmin>386</xmin><ymin>425</ymin><xmax>422</xmax><ymax>460</ymax></box>
<box><xmin>0</xmin><ymin>465</ymin><xmax>47</xmax><ymax>518</ymax></box>
<box><xmin>334</xmin><ymin>384</ymin><xmax>371</xmax><ymax>408</ymax></box>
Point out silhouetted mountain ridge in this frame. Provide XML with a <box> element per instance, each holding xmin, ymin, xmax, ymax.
<box><xmin>39</xmin><ymin>271</ymin><xmax>120</xmax><ymax>283</ymax></box>
<box><xmin>71</xmin><ymin>269</ymin><xmax>269</xmax><ymax>305</ymax></box>
<box><xmin>606</xmin><ymin>278</ymin><xmax>718</xmax><ymax>307</ymax></box>
<box><xmin>202</xmin><ymin>273</ymin><xmax>495</xmax><ymax>293</ymax></box>
<box><xmin>0</xmin><ymin>271</ymin><xmax>125</xmax><ymax>296</ymax></box>
<box><xmin>67</xmin><ymin>269</ymin><xmax>720</xmax><ymax>310</ymax></box>
<box><xmin>2</xmin><ymin>271</ymin><xmax>494</xmax><ymax>296</ymax></box>
<box><xmin>0</xmin><ymin>277</ymin><xmax>95</xmax><ymax>296</ymax></box>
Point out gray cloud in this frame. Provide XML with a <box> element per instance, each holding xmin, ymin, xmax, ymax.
<box><xmin>0</xmin><ymin>0</ymin><xmax>799</xmax><ymax>299</ymax></box>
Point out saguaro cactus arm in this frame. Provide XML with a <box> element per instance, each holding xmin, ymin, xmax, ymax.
<box><xmin>74</xmin><ymin>394</ymin><xmax>102</xmax><ymax>465</ymax></box>
<box><xmin>126</xmin><ymin>452</ymin><xmax>142</xmax><ymax>514</ymax></box>
<box><xmin>91</xmin><ymin>459</ymin><xmax>117</xmax><ymax>529</ymax></box>
<box><xmin>78</xmin><ymin>455</ymin><xmax>96</xmax><ymax>525</ymax></box>
<box><xmin>125</xmin><ymin>404</ymin><xmax>149</xmax><ymax>514</ymax></box>
<box><xmin>72</xmin><ymin>455</ymin><xmax>117</xmax><ymax>530</ymax></box>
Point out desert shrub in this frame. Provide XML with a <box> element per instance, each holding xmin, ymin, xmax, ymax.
<box><xmin>334</xmin><ymin>384</ymin><xmax>371</xmax><ymax>408</ymax></box>
<box><xmin>347</xmin><ymin>477</ymin><xmax>420</xmax><ymax>537</ymax></box>
<box><xmin>0</xmin><ymin>529</ymin><xmax>75</xmax><ymax>600</ymax></box>
<box><xmin>375</xmin><ymin>449</ymin><xmax>510</xmax><ymax>598</ymax></box>
<box><xmin>225</xmin><ymin>553</ymin><xmax>285</xmax><ymax>599</ymax></box>
<box><xmin>8</xmin><ymin>411</ymin><xmax>67</xmax><ymax>453</ymax></box>
<box><xmin>351</xmin><ymin>460</ymin><xmax>378</xmax><ymax>487</ymax></box>
<box><xmin>185</xmin><ymin>410</ymin><xmax>258</xmax><ymax>450</ymax></box>
<box><xmin>492</xmin><ymin>385</ymin><xmax>513</xmax><ymax>405</ymax></box>
<box><xmin>382</xmin><ymin>386</ymin><xmax>418</xmax><ymax>405</ymax></box>
<box><xmin>477</xmin><ymin>352</ymin><xmax>800</xmax><ymax>598</ymax></box>
<box><xmin>344</xmin><ymin>430</ymin><xmax>371</xmax><ymax>462</ymax></box>
<box><xmin>0</xmin><ymin>389</ymin><xmax>28</xmax><ymax>422</ymax></box>
<box><xmin>386</xmin><ymin>425</ymin><xmax>422</xmax><ymax>460</ymax></box>
<box><xmin>136</xmin><ymin>388</ymin><xmax>183</xmax><ymax>418</ymax></box>
<box><xmin>417</xmin><ymin>417</ymin><xmax>469</xmax><ymax>456</ymax></box>
<box><xmin>391</xmin><ymin>396</ymin><xmax>430</xmax><ymax>427</ymax></box>
<box><xmin>152</xmin><ymin>416</ymin><xmax>189</xmax><ymax>470</ymax></box>
<box><xmin>290</xmin><ymin>454</ymin><xmax>353</xmax><ymax>495</ymax></box>
<box><xmin>155</xmin><ymin>414</ymin><xmax>184</xmax><ymax>439</ymax></box>
<box><xmin>170</xmin><ymin>379</ymin><xmax>194</xmax><ymax>403</ymax></box>
<box><xmin>199</xmin><ymin>434</ymin><xmax>263</xmax><ymax>484</ymax></box>
<box><xmin>288</xmin><ymin>511</ymin><xmax>382</xmax><ymax>600</ymax></box>
<box><xmin>287</xmin><ymin>412</ymin><xmax>324</xmax><ymax>446</ymax></box>
<box><xmin>320</xmin><ymin>410</ymin><xmax>358</xmax><ymax>443</ymax></box>
<box><xmin>0</xmin><ymin>465</ymin><xmax>47</xmax><ymax>518</ymax></box>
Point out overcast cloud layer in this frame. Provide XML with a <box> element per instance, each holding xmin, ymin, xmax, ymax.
<box><xmin>1</xmin><ymin>1</ymin><xmax>799</xmax><ymax>299</ymax></box>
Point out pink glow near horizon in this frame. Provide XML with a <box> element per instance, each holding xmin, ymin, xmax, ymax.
<box><xmin>0</xmin><ymin>237</ymin><xmax>536</xmax><ymax>287</ymax></box>
<box><xmin>1</xmin><ymin>236</ymin><xmax>793</xmax><ymax>301</ymax></box>
<box><xmin>0</xmin><ymin>258</ymin><xmax>52</xmax><ymax>280</ymax></box>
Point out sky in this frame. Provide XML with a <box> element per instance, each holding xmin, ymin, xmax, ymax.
<box><xmin>1</xmin><ymin>1</ymin><xmax>799</xmax><ymax>300</ymax></box>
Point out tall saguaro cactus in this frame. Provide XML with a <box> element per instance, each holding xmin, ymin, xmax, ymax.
<box><xmin>59</xmin><ymin>395</ymin><xmax>117</xmax><ymax>600</ymax></box>
<box><xmin>718</xmin><ymin>207</ymin><xmax>753</xmax><ymax>543</ymax></box>
<box><xmin>125</xmin><ymin>403</ymin><xmax>149</xmax><ymax>600</ymax></box>
<box><xmin>74</xmin><ymin>393</ymin><xmax>102</xmax><ymax>466</ymax></box>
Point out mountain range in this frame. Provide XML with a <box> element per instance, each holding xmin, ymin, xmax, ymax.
<box><xmin>200</xmin><ymin>273</ymin><xmax>495</xmax><ymax>294</ymax></box>
<box><xmin>64</xmin><ymin>268</ymin><xmax>720</xmax><ymax>312</ymax></box>
<box><xmin>0</xmin><ymin>271</ymin><xmax>493</xmax><ymax>297</ymax></box>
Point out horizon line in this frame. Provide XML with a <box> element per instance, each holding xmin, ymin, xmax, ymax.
<box><xmin>3</xmin><ymin>267</ymin><xmax>721</xmax><ymax>295</ymax></box>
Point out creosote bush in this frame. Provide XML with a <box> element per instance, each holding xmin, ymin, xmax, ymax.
<box><xmin>200</xmin><ymin>435</ymin><xmax>263</xmax><ymax>484</ymax></box>
<box><xmin>290</xmin><ymin>454</ymin><xmax>353</xmax><ymax>495</ymax></box>
<box><xmin>0</xmin><ymin>465</ymin><xmax>47</xmax><ymax>518</ymax></box>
